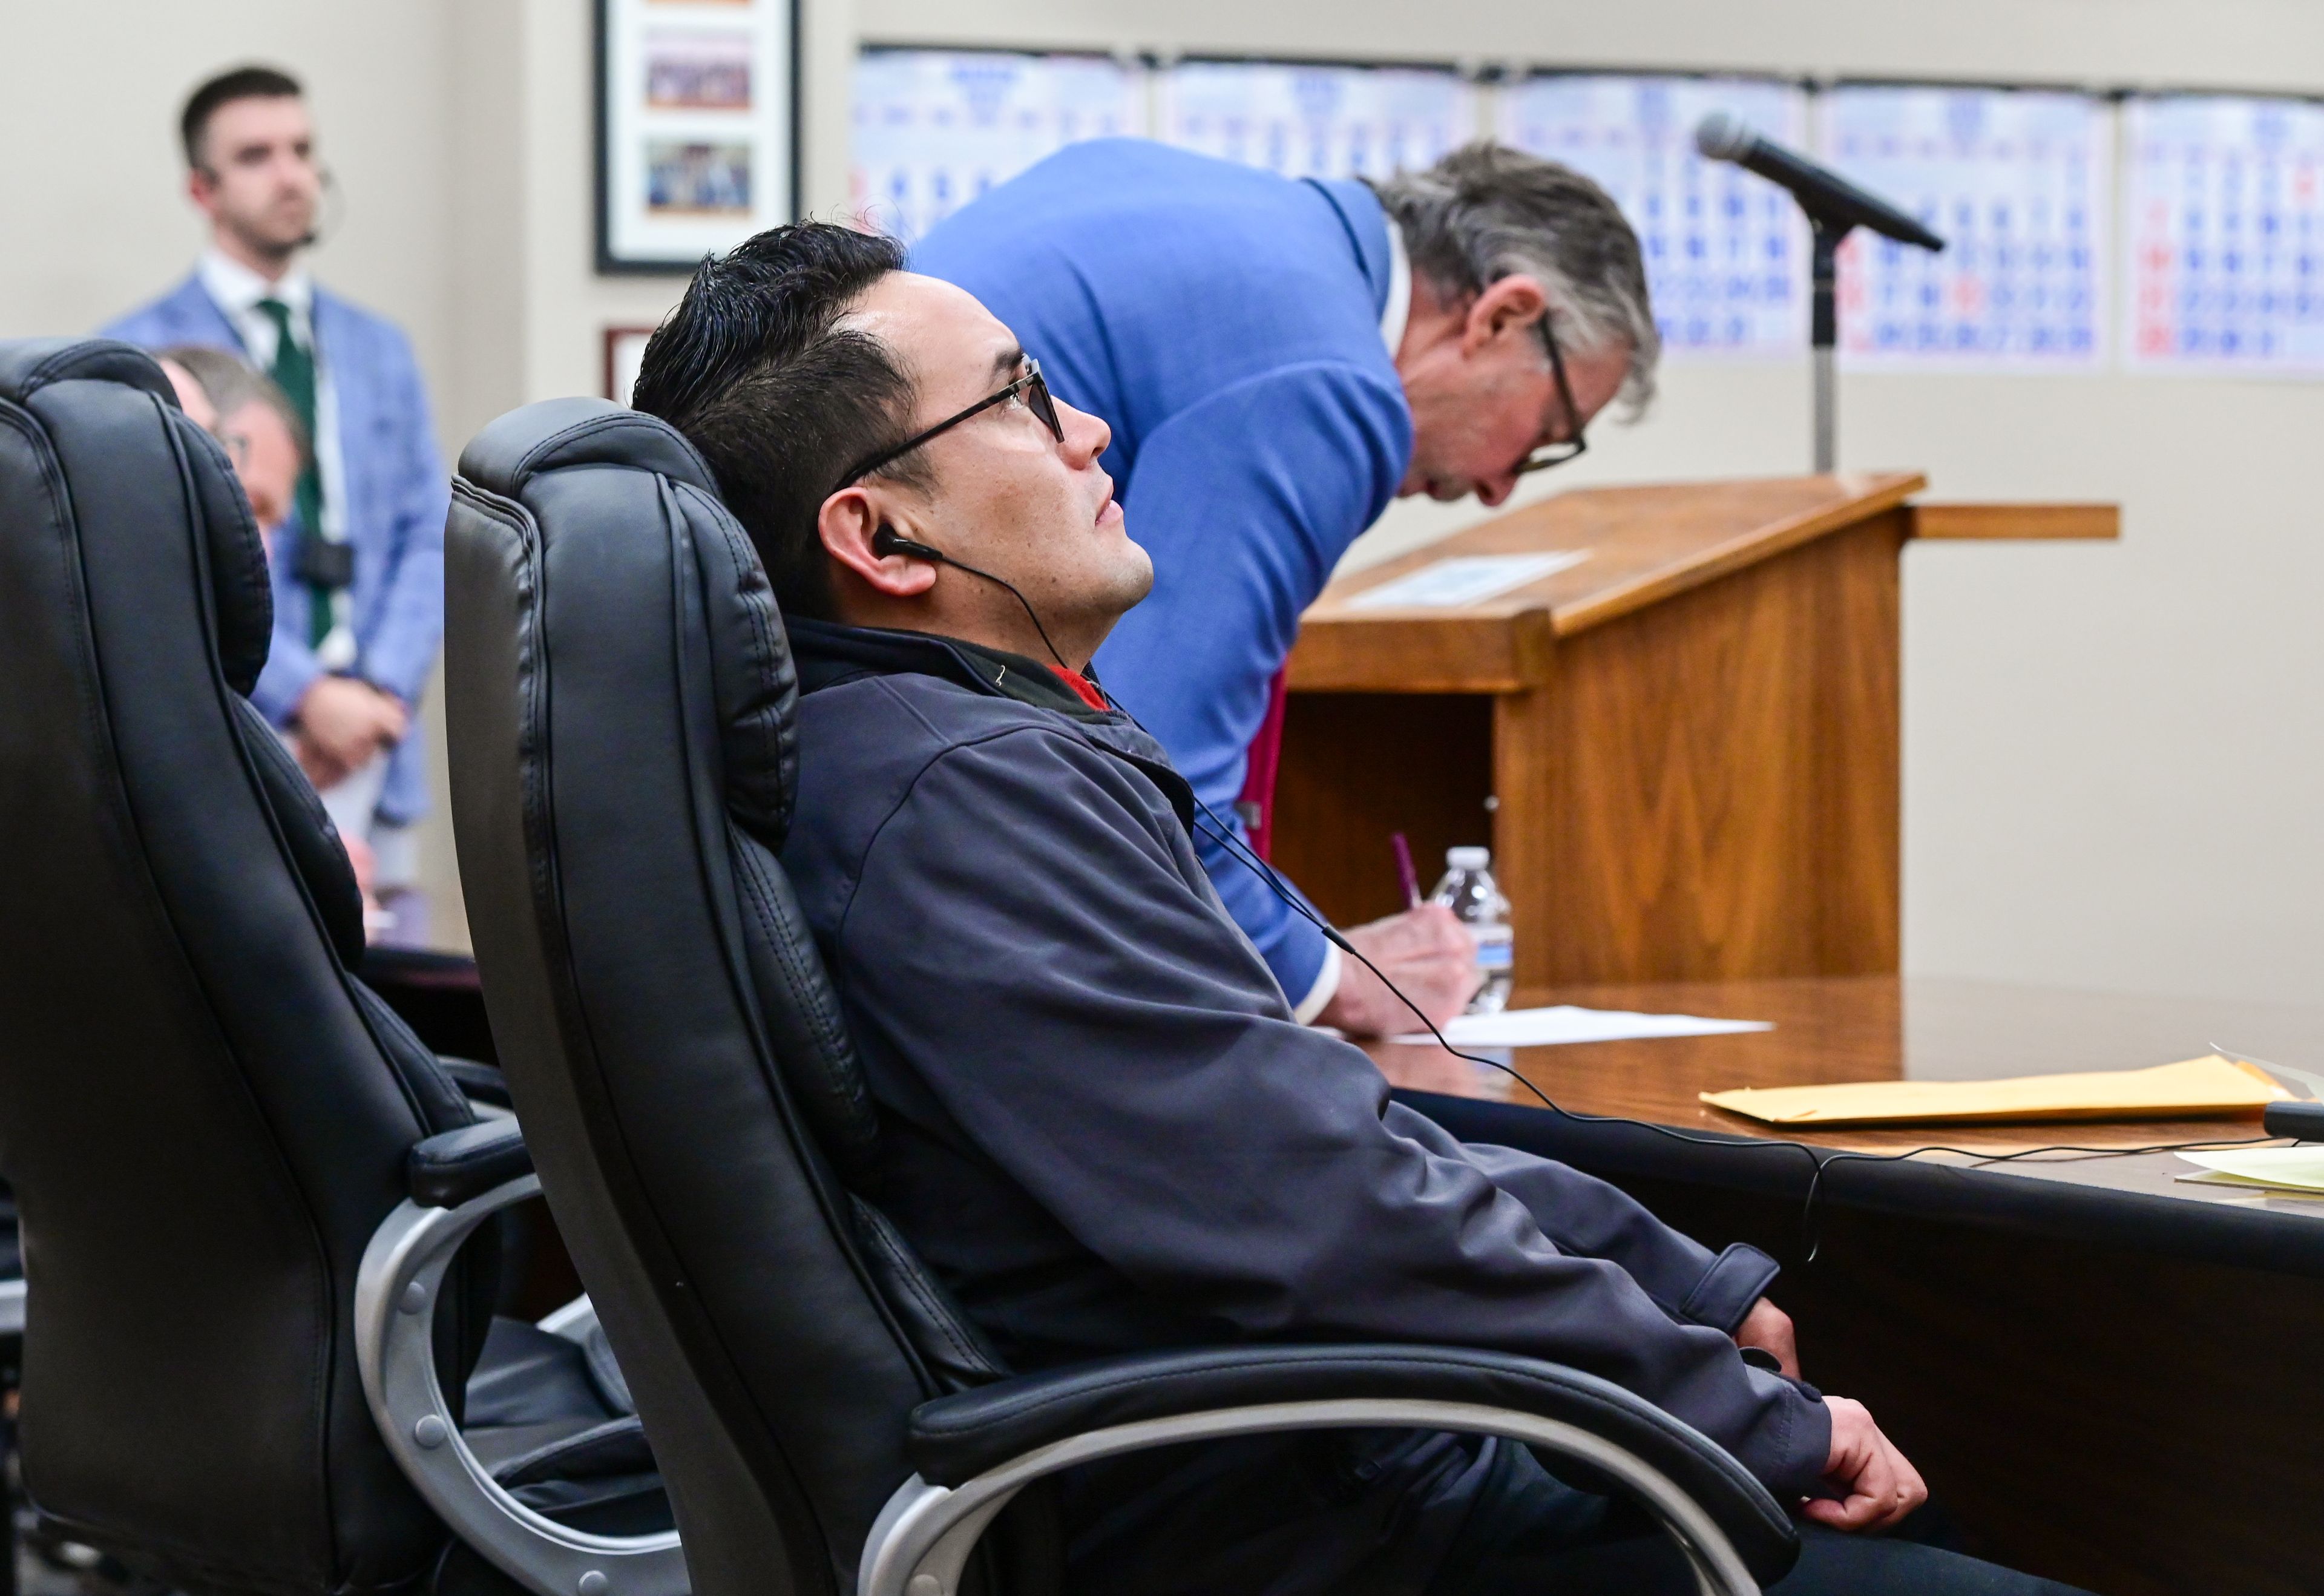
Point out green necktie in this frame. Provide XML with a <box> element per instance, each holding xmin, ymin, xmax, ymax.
<box><xmin>257</xmin><ymin>298</ymin><xmax>331</xmax><ymax>648</ymax></box>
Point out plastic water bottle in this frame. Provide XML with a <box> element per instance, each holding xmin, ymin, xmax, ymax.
<box><xmin>1431</xmin><ymin>846</ymin><xmax>1512</xmax><ymax>1015</ymax></box>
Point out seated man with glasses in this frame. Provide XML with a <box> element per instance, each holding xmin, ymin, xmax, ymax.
<box><xmin>631</xmin><ymin>222</ymin><xmax>2083</xmax><ymax>1596</ymax></box>
<box><xmin>907</xmin><ymin>139</ymin><xmax>1627</xmax><ymax>1043</ymax></box>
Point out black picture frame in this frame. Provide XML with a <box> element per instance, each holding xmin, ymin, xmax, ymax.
<box><xmin>595</xmin><ymin>0</ymin><xmax>803</xmax><ymax>275</ymax></box>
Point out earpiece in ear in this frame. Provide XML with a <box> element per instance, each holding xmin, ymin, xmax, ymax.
<box><xmin>873</xmin><ymin>527</ymin><xmax>946</xmax><ymax>563</ymax></box>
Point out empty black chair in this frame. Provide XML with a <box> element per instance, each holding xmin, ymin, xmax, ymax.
<box><xmin>443</xmin><ymin>397</ymin><xmax>1801</xmax><ymax>1596</ymax></box>
<box><xmin>0</xmin><ymin>341</ymin><xmax>683</xmax><ymax>1596</ymax></box>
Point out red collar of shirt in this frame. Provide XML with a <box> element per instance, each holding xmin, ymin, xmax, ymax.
<box><xmin>1047</xmin><ymin>663</ymin><xmax>1109</xmax><ymax>712</ymax></box>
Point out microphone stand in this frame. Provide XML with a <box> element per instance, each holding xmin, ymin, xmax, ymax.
<box><xmin>1810</xmin><ymin>220</ymin><xmax>1842</xmax><ymax>474</ymax></box>
<box><xmin>1692</xmin><ymin>113</ymin><xmax>1943</xmax><ymax>476</ymax></box>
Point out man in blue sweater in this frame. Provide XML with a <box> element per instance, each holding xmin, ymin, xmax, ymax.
<box><xmin>914</xmin><ymin>139</ymin><xmax>1655</xmax><ymax>1036</ymax></box>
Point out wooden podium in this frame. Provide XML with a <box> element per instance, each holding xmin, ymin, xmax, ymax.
<box><xmin>1272</xmin><ymin>474</ymin><xmax>2115</xmax><ymax>990</ymax></box>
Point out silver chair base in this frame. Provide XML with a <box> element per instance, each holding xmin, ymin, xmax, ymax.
<box><xmin>358</xmin><ymin>1175</ymin><xmax>689</xmax><ymax>1596</ymax></box>
<box><xmin>860</xmin><ymin>1397</ymin><xmax>1759</xmax><ymax>1596</ymax></box>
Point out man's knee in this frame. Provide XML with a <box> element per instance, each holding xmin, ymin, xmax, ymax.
<box><xmin>1776</xmin><ymin>1523</ymin><xmax>2091</xmax><ymax>1595</ymax></box>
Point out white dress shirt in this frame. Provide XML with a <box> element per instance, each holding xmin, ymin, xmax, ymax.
<box><xmin>1379</xmin><ymin>219</ymin><xmax>1413</xmax><ymax>358</ymax></box>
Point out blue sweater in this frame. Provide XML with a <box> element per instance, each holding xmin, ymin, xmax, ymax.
<box><xmin>913</xmin><ymin>139</ymin><xmax>1414</xmax><ymax>1007</ymax></box>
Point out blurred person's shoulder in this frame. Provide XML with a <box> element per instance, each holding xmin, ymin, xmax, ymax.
<box><xmin>99</xmin><ymin>271</ymin><xmax>214</xmax><ymax>345</ymax></box>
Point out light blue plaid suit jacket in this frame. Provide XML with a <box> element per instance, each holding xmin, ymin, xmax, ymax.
<box><xmin>104</xmin><ymin>274</ymin><xmax>446</xmax><ymax>827</ymax></box>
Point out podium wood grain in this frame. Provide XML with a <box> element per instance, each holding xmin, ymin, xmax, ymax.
<box><xmin>1276</xmin><ymin>475</ymin><xmax>1920</xmax><ymax>984</ymax></box>
<box><xmin>1906</xmin><ymin>501</ymin><xmax>2119</xmax><ymax>540</ymax></box>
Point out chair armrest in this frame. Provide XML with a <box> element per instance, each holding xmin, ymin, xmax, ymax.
<box><xmin>359</xmin><ymin>1157</ymin><xmax>686</xmax><ymax>1596</ymax></box>
<box><xmin>906</xmin><ymin>1343</ymin><xmax>1794</xmax><ymax>1583</ymax></box>
<box><xmin>438</xmin><ymin>1056</ymin><xmax>513</xmax><ymax>1109</ymax></box>
<box><xmin>409</xmin><ymin>1120</ymin><xmax>533</xmax><ymax>1209</ymax></box>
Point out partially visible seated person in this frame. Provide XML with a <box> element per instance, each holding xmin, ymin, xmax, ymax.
<box><xmin>160</xmin><ymin>344</ymin><xmax>382</xmax><ymax>922</ymax></box>
<box><xmin>160</xmin><ymin>343</ymin><xmax>306</xmax><ymax>543</ymax></box>
<box><xmin>632</xmin><ymin>224</ymin><xmax>2085</xmax><ymax>1596</ymax></box>
<box><xmin>156</xmin><ymin>353</ymin><xmax>220</xmax><ymax>432</ymax></box>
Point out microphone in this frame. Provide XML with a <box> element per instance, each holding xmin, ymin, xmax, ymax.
<box><xmin>1693</xmin><ymin>114</ymin><xmax>1937</xmax><ymax>470</ymax></box>
<box><xmin>1694</xmin><ymin>113</ymin><xmax>1943</xmax><ymax>250</ymax></box>
<box><xmin>298</xmin><ymin>165</ymin><xmax>339</xmax><ymax>249</ymax></box>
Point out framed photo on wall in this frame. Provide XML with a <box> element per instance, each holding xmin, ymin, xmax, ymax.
<box><xmin>603</xmin><ymin>326</ymin><xmax>658</xmax><ymax>404</ymax></box>
<box><xmin>596</xmin><ymin>0</ymin><xmax>799</xmax><ymax>273</ymax></box>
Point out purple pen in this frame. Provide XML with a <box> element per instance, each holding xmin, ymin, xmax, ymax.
<box><xmin>1390</xmin><ymin>832</ymin><xmax>1421</xmax><ymax>910</ymax></box>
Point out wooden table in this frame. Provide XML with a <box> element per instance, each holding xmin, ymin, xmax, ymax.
<box><xmin>1380</xmin><ymin>976</ymin><xmax>2324</xmax><ymax>1596</ymax></box>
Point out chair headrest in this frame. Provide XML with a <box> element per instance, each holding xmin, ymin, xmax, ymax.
<box><xmin>458</xmin><ymin>396</ymin><xmax>718</xmax><ymax>501</ymax></box>
<box><xmin>0</xmin><ymin>338</ymin><xmax>272</xmax><ymax>697</ymax></box>
<box><xmin>0</xmin><ymin>337</ymin><xmax>181</xmax><ymax>407</ymax></box>
<box><xmin>1</xmin><ymin>337</ymin><xmax>348</xmax><ymax>937</ymax></box>
<box><xmin>458</xmin><ymin>398</ymin><xmax>798</xmax><ymax>844</ymax></box>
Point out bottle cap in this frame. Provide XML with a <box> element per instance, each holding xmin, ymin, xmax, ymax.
<box><xmin>1446</xmin><ymin>846</ymin><xmax>1490</xmax><ymax>871</ymax></box>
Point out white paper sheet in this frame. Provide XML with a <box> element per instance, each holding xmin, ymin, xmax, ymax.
<box><xmin>1390</xmin><ymin>1005</ymin><xmax>1773</xmax><ymax>1048</ymax></box>
<box><xmin>2175</xmin><ymin>1146</ymin><xmax>2324</xmax><ymax>1195</ymax></box>
<box><xmin>1345</xmin><ymin>551</ymin><xmax>1589</xmax><ymax>610</ymax></box>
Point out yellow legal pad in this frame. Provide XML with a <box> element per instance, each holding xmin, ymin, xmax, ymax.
<box><xmin>1700</xmin><ymin>1054</ymin><xmax>2289</xmax><ymax>1128</ymax></box>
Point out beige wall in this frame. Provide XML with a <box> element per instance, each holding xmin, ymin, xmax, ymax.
<box><xmin>0</xmin><ymin>2</ymin><xmax>458</xmax><ymax>366</ymax></box>
<box><xmin>2</xmin><ymin>0</ymin><xmax>2317</xmax><ymax>1005</ymax></box>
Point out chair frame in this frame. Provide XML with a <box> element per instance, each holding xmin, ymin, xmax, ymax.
<box><xmin>0</xmin><ymin>343</ymin><xmax>684</xmax><ymax>1596</ymax></box>
<box><xmin>357</xmin><ymin>1170</ymin><xmax>691</xmax><ymax>1596</ymax></box>
<box><xmin>860</xmin><ymin>1398</ymin><xmax>1756</xmax><ymax>1596</ymax></box>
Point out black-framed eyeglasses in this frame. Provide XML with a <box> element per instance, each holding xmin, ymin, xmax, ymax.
<box><xmin>833</xmin><ymin>358</ymin><xmax>1064</xmax><ymax>493</ymax></box>
<box><xmin>1518</xmin><ymin>316</ymin><xmax>1590</xmax><ymax>476</ymax></box>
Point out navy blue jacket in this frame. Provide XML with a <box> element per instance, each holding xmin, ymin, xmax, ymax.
<box><xmin>913</xmin><ymin>139</ymin><xmax>1414</xmax><ymax>1007</ymax></box>
<box><xmin>778</xmin><ymin>619</ymin><xmax>1830</xmax><ymax>1594</ymax></box>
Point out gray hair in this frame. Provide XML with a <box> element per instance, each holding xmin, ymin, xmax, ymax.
<box><xmin>1367</xmin><ymin>143</ymin><xmax>1660</xmax><ymax>415</ymax></box>
<box><xmin>159</xmin><ymin>344</ymin><xmax>310</xmax><ymax>459</ymax></box>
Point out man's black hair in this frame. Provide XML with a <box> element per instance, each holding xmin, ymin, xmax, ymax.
<box><xmin>181</xmin><ymin>65</ymin><xmax>304</xmax><ymax>171</ymax></box>
<box><xmin>632</xmin><ymin>222</ymin><xmax>923</xmax><ymax>621</ymax></box>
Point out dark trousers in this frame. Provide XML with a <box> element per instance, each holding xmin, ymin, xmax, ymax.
<box><xmin>1425</xmin><ymin>1440</ymin><xmax>2092</xmax><ymax>1596</ymax></box>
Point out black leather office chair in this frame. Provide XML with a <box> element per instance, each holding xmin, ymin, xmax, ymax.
<box><xmin>443</xmin><ymin>397</ymin><xmax>1803</xmax><ymax>1596</ymax></box>
<box><xmin>0</xmin><ymin>341</ymin><xmax>684</xmax><ymax>1596</ymax></box>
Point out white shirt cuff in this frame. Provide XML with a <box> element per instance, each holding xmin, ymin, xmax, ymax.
<box><xmin>1291</xmin><ymin>940</ymin><xmax>1343</xmax><ymax>1026</ymax></box>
